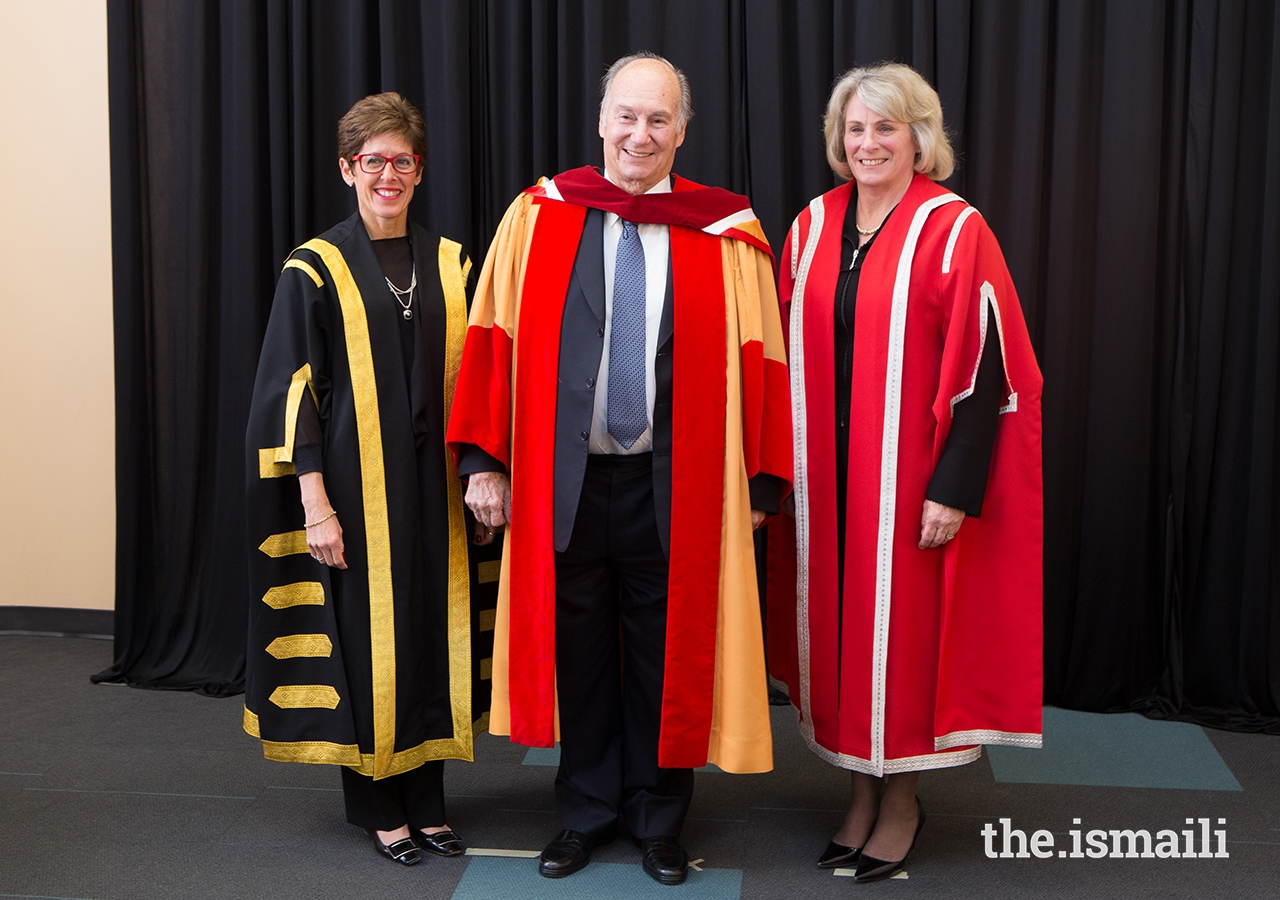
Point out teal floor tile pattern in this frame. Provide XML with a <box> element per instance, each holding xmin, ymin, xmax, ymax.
<box><xmin>452</xmin><ymin>857</ymin><xmax>741</xmax><ymax>899</ymax></box>
<box><xmin>986</xmin><ymin>707</ymin><xmax>1243</xmax><ymax>790</ymax></box>
<box><xmin>522</xmin><ymin>746</ymin><xmax>561</xmax><ymax>766</ymax></box>
<box><xmin>521</xmin><ymin>745</ymin><xmax>723</xmax><ymax>772</ymax></box>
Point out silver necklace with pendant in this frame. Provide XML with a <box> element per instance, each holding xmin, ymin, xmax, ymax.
<box><xmin>386</xmin><ymin>267</ymin><xmax>417</xmax><ymax>320</ymax></box>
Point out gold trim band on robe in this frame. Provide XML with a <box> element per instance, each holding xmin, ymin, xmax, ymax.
<box><xmin>298</xmin><ymin>238</ymin><xmax>398</xmax><ymax>778</ymax></box>
<box><xmin>259</xmin><ymin>364</ymin><xmax>318</xmax><ymax>478</ymax></box>
<box><xmin>439</xmin><ymin>237</ymin><xmax>476</xmax><ymax>763</ymax></box>
<box><xmin>283</xmin><ymin>257</ymin><xmax>324</xmax><ymax>287</ymax></box>
<box><xmin>266</xmin><ymin>634</ymin><xmax>334</xmax><ymax>659</ymax></box>
<box><xmin>260</xmin><ymin>582</ymin><xmax>325</xmax><ymax>609</ymax></box>
<box><xmin>259</xmin><ymin>531</ymin><xmax>309</xmax><ymax>557</ymax></box>
<box><xmin>270</xmin><ymin>685</ymin><xmax>341</xmax><ymax>709</ymax></box>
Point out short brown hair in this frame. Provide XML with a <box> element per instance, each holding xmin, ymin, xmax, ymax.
<box><xmin>823</xmin><ymin>63</ymin><xmax>954</xmax><ymax>182</ymax></box>
<box><xmin>337</xmin><ymin>92</ymin><xmax>426</xmax><ymax>166</ymax></box>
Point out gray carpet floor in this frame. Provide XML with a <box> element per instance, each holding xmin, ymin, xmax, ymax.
<box><xmin>1</xmin><ymin>634</ymin><xmax>1276</xmax><ymax>899</ymax></box>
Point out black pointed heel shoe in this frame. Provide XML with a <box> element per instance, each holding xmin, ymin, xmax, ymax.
<box><xmin>853</xmin><ymin>798</ymin><xmax>925</xmax><ymax>883</ymax></box>
<box><xmin>816</xmin><ymin>840</ymin><xmax>861</xmax><ymax>868</ymax></box>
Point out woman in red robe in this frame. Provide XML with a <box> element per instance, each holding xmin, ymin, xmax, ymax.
<box><xmin>768</xmin><ymin>63</ymin><xmax>1043</xmax><ymax>882</ymax></box>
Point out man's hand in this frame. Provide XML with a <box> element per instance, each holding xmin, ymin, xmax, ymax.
<box><xmin>466</xmin><ymin>471</ymin><xmax>512</xmax><ymax>530</ymax></box>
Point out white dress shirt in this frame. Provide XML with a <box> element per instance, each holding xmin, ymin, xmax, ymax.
<box><xmin>588</xmin><ymin>175</ymin><xmax>671</xmax><ymax>455</ymax></box>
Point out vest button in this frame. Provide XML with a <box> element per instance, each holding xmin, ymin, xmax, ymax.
<box><xmin>586</xmin><ymin>377</ymin><xmax>595</xmax><ymax>388</ymax></box>
<box><xmin>597</xmin><ymin>328</ymin><xmax>604</xmax><ymax>338</ymax></box>
<box><xmin>579</xmin><ymin>431</ymin><xmax>589</xmax><ymax>441</ymax></box>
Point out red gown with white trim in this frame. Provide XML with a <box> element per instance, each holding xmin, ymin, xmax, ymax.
<box><xmin>768</xmin><ymin>174</ymin><xmax>1043</xmax><ymax>774</ymax></box>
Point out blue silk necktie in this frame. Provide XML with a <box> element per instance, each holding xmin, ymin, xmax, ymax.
<box><xmin>607</xmin><ymin>219</ymin><xmax>648</xmax><ymax>448</ymax></box>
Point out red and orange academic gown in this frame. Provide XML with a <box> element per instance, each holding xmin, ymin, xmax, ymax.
<box><xmin>768</xmin><ymin>174</ymin><xmax>1043</xmax><ymax>775</ymax></box>
<box><xmin>447</xmin><ymin>166</ymin><xmax>792</xmax><ymax>772</ymax></box>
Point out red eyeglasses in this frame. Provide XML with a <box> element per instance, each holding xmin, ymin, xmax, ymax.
<box><xmin>351</xmin><ymin>153</ymin><xmax>421</xmax><ymax>175</ymax></box>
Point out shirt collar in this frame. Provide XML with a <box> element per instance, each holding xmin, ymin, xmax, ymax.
<box><xmin>603</xmin><ymin>174</ymin><xmax>672</xmax><ymax>226</ymax></box>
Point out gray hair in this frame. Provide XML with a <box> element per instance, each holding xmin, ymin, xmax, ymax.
<box><xmin>823</xmin><ymin>62</ymin><xmax>954</xmax><ymax>182</ymax></box>
<box><xmin>600</xmin><ymin>51</ymin><xmax>694</xmax><ymax>127</ymax></box>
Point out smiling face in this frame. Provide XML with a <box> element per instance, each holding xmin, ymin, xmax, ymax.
<box><xmin>843</xmin><ymin>93</ymin><xmax>919</xmax><ymax>199</ymax></box>
<box><xmin>339</xmin><ymin>131</ymin><xmax>422</xmax><ymax>239</ymax></box>
<box><xmin>598</xmin><ymin>59</ymin><xmax>687</xmax><ymax>195</ymax></box>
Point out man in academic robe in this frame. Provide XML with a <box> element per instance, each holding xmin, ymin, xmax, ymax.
<box><xmin>447</xmin><ymin>52</ymin><xmax>792</xmax><ymax>885</ymax></box>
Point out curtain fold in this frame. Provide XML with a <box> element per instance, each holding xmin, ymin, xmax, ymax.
<box><xmin>101</xmin><ymin>0</ymin><xmax>1279</xmax><ymax>732</ymax></box>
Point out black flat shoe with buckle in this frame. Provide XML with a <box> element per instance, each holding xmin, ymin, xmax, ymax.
<box><xmin>418</xmin><ymin>828</ymin><xmax>464</xmax><ymax>857</ymax></box>
<box><xmin>370</xmin><ymin>830</ymin><xmax>421</xmax><ymax>866</ymax></box>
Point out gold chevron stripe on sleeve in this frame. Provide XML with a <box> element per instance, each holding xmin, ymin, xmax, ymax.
<box><xmin>259</xmin><ymin>531</ymin><xmax>310</xmax><ymax>557</ymax></box>
<box><xmin>283</xmin><ymin>258</ymin><xmax>324</xmax><ymax>286</ymax></box>
<box><xmin>479</xmin><ymin>609</ymin><xmax>496</xmax><ymax>632</ymax></box>
<box><xmin>265</xmin><ymin>634</ymin><xmax>334</xmax><ymax>659</ymax></box>
<box><xmin>479</xmin><ymin>658</ymin><xmax>492</xmax><ymax>680</ymax></box>
<box><xmin>261</xmin><ymin>582</ymin><xmax>325</xmax><ymax>608</ymax></box>
<box><xmin>243</xmin><ymin>706</ymin><xmax>261</xmax><ymax>737</ymax></box>
<box><xmin>269</xmin><ymin>685</ymin><xmax>341</xmax><ymax>709</ymax></box>
<box><xmin>478</xmin><ymin>560</ymin><xmax>501</xmax><ymax>584</ymax></box>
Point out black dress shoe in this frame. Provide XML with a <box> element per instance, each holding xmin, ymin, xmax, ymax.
<box><xmin>640</xmin><ymin>835</ymin><xmax>689</xmax><ymax>886</ymax></box>
<box><xmin>816</xmin><ymin>840</ymin><xmax>861</xmax><ymax>868</ymax></box>
<box><xmin>538</xmin><ymin>829</ymin><xmax>599</xmax><ymax>878</ymax></box>
<box><xmin>417</xmin><ymin>828</ymin><xmax>464</xmax><ymax>857</ymax></box>
<box><xmin>854</xmin><ymin>798</ymin><xmax>925</xmax><ymax>883</ymax></box>
<box><xmin>369</xmin><ymin>830</ymin><xmax>421</xmax><ymax>866</ymax></box>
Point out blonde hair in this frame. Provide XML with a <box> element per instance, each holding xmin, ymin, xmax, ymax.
<box><xmin>823</xmin><ymin>63</ymin><xmax>954</xmax><ymax>182</ymax></box>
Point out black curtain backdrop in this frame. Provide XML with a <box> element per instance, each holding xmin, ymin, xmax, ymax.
<box><xmin>99</xmin><ymin>0</ymin><xmax>1280</xmax><ymax>733</ymax></box>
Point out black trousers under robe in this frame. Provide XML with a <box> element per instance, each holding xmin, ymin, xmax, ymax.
<box><xmin>552</xmin><ymin>453</ymin><xmax>694</xmax><ymax>840</ymax></box>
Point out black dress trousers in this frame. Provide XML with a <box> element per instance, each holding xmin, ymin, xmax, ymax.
<box><xmin>340</xmin><ymin>760</ymin><xmax>446</xmax><ymax>831</ymax></box>
<box><xmin>552</xmin><ymin>452</ymin><xmax>694</xmax><ymax>840</ymax></box>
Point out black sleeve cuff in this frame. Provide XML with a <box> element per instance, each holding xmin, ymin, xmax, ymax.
<box><xmin>926</xmin><ymin>442</ymin><xmax>991</xmax><ymax>517</ymax></box>
<box><xmin>293</xmin><ymin>443</ymin><xmax>324</xmax><ymax>476</ymax></box>
<box><xmin>456</xmin><ymin>444</ymin><xmax>507</xmax><ymax>479</ymax></box>
<box><xmin>748</xmin><ymin>473</ymin><xmax>783</xmax><ymax>516</ymax></box>
<box><xmin>926</xmin><ymin>326</ymin><xmax>1005</xmax><ymax>517</ymax></box>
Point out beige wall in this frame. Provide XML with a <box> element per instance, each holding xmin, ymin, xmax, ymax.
<box><xmin>0</xmin><ymin>2</ymin><xmax>115</xmax><ymax>609</ymax></box>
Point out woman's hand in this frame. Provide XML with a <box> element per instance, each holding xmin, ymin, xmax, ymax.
<box><xmin>306</xmin><ymin>514</ymin><xmax>347</xmax><ymax>568</ymax></box>
<box><xmin>466</xmin><ymin>471</ymin><xmax>511</xmax><ymax>530</ymax></box>
<box><xmin>299</xmin><ymin>471</ymin><xmax>347</xmax><ymax>569</ymax></box>
<box><xmin>919</xmin><ymin>499</ymin><xmax>964</xmax><ymax>550</ymax></box>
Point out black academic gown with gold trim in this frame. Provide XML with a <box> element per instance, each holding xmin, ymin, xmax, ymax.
<box><xmin>243</xmin><ymin>212</ymin><xmax>494</xmax><ymax>779</ymax></box>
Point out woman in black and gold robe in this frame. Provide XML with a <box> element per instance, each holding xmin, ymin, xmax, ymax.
<box><xmin>244</xmin><ymin>93</ymin><xmax>493</xmax><ymax>867</ymax></box>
